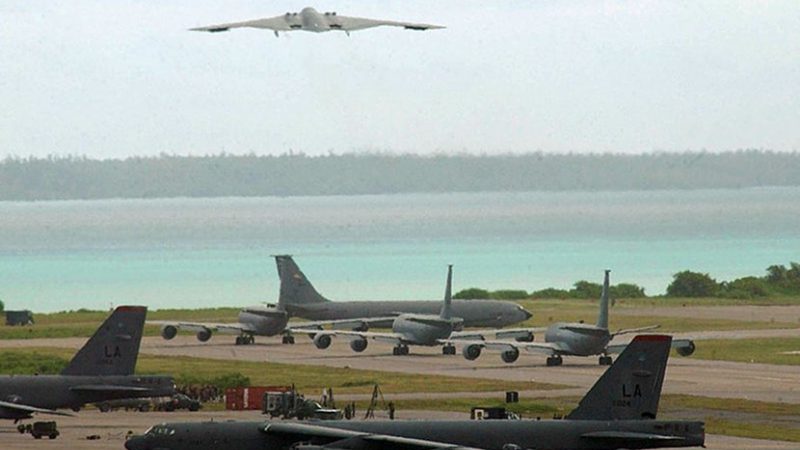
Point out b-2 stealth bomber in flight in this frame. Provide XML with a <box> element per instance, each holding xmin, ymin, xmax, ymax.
<box><xmin>0</xmin><ymin>306</ymin><xmax>175</xmax><ymax>421</ymax></box>
<box><xmin>312</xmin><ymin>265</ymin><xmax>535</xmax><ymax>355</ymax></box>
<box><xmin>125</xmin><ymin>335</ymin><xmax>705</xmax><ymax>450</ymax></box>
<box><xmin>461</xmin><ymin>270</ymin><xmax>697</xmax><ymax>365</ymax></box>
<box><xmin>191</xmin><ymin>7</ymin><xmax>444</xmax><ymax>36</ymax></box>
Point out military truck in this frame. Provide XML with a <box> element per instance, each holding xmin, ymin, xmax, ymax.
<box><xmin>153</xmin><ymin>394</ymin><xmax>201</xmax><ymax>412</ymax></box>
<box><xmin>5</xmin><ymin>310</ymin><xmax>34</xmax><ymax>326</ymax></box>
<box><xmin>17</xmin><ymin>421</ymin><xmax>59</xmax><ymax>439</ymax></box>
<box><xmin>262</xmin><ymin>388</ymin><xmax>342</xmax><ymax>420</ymax></box>
<box><xmin>470</xmin><ymin>407</ymin><xmax>520</xmax><ymax>420</ymax></box>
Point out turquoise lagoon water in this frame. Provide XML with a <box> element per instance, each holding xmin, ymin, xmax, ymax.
<box><xmin>0</xmin><ymin>188</ymin><xmax>798</xmax><ymax>312</ymax></box>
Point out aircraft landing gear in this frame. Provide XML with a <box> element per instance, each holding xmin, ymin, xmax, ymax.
<box><xmin>282</xmin><ymin>335</ymin><xmax>295</xmax><ymax>345</ymax></box>
<box><xmin>599</xmin><ymin>355</ymin><xmax>613</xmax><ymax>366</ymax></box>
<box><xmin>235</xmin><ymin>335</ymin><xmax>255</xmax><ymax>345</ymax></box>
<box><xmin>442</xmin><ymin>344</ymin><xmax>456</xmax><ymax>355</ymax></box>
<box><xmin>392</xmin><ymin>345</ymin><xmax>410</xmax><ymax>356</ymax></box>
<box><xmin>545</xmin><ymin>355</ymin><xmax>563</xmax><ymax>367</ymax></box>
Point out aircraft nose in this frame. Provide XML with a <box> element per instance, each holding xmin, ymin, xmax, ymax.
<box><xmin>125</xmin><ymin>435</ymin><xmax>147</xmax><ymax>450</ymax></box>
<box><xmin>521</xmin><ymin>308</ymin><xmax>533</xmax><ymax>321</ymax></box>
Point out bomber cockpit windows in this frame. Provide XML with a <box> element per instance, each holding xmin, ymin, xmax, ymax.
<box><xmin>145</xmin><ymin>425</ymin><xmax>176</xmax><ymax>436</ymax></box>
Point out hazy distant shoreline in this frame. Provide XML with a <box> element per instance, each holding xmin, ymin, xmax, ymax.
<box><xmin>2</xmin><ymin>151</ymin><xmax>798</xmax><ymax>201</ymax></box>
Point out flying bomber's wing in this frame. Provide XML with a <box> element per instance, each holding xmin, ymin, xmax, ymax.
<box><xmin>190</xmin><ymin>15</ymin><xmax>294</xmax><ymax>33</ymax></box>
<box><xmin>0</xmin><ymin>400</ymin><xmax>74</xmax><ymax>417</ymax></box>
<box><xmin>148</xmin><ymin>320</ymin><xmax>256</xmax><ymax>335</ymax></box>
<box><xmin>261</xmin><ymin>421</ymin><xmax>484</xmax><ymax>450</ymax></box>
<box><xmin>330</xmin><ymin>15</ymin><xmax>444</xmax><ymax>31</ymax></box>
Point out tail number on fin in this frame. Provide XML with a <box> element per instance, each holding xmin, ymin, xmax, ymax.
<box><xmin>613</xmin><ymin>383</ymin><xmax>643</xmax><ymax>407</ymax></box>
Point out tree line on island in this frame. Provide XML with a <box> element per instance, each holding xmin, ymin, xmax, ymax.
<box><xmin>1</xmin><ymin>150</ymin><xmax>799</xmax><ymax>200</ymax></box>
<box><xmin>454</xmin><ymin>262</ymin><xmax>800</xmax><ymax>300</ymax></box>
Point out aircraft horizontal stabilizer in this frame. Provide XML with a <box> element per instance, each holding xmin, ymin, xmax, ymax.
<box><xmin>612</xmin><ymin>325</ymin><xmax>661</xmax><ymax>337</ymax></box>
<box><xmin>0</xmin><ymin>400</ymin><xmax>75</xmax><ymax>417</ymax></box>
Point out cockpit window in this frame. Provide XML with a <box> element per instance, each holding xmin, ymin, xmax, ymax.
<box><xmin>145</xmin><ymin>425</ymin><xmax>175</xmax><ymax>436</ymax></box>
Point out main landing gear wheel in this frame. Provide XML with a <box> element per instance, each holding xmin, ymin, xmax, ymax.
<box><xmin>236</xmin><ymin>336</ymin><xmax>256</xmax><ymax>345</ymax></box>
<box><xmin>545</xmin><ymin>356</ymin><xmax>563</xmax><ymax>367</ymax></box>
<box><xmin>282</xmin><ymin>335</ymin><xmax>295</xmax><ymax>345</ymax></box>
<box><xmin>392</xmin><ymin>345</ymin><xmax>410</xmax><ymax>356</ymax></box>
<box><xmin>442</xmin><ymin>344</ymin><xmax>456</xmax><ymax>355</ymax></box>
<box><xmin>599</xmin><ymin>355</ymin><xmax>613</xmax><ymax>366</ymax></box>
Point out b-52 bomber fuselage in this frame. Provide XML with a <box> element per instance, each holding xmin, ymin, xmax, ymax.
<box><xmin>0</xmin><ymin>306</ymin><xmax>174</xmax><ymax>421</ymax></box>
<box><xmin>126</xmin><ymin>335</ymin><xmax>705</xmax><ymax>450</ymax></box>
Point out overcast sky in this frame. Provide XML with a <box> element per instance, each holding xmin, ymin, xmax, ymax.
<box><xmin>1</xmin><ymin>1</ymin><xmax>798</xmax><ymax>159</ymax></box>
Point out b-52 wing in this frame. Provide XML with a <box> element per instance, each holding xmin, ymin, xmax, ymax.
<box><xmin>0</xmin><ymin>400</ymin><xmax>74</xmax><ymax>417</ymax></box>
<box><xmin>261</xmin><ymin>421</ymin><xmax>485</xmax><ymax>450</ymax></box>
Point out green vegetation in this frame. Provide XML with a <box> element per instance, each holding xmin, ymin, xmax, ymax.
<box><xmin>456</xmin><ymin>280</ymin><xmax>647</xmax><ymax>301</ymax></box>
<box><xmin>457</xmin><ymin>262</ymin><xmax>800</xmax><ymax>301</ymax></box>
<box><xmin>702</xmin><ymin>417</ymin><xmax>800</xmax><ymax>442</ymax></box>
<box><xmin>513</xmin><ymin>298</ymin><xmax>796</xmax><ymax>332</ymax></box>
<box><xmin>0</xmin><ymin>307</ymin><xmax>241</xmax><ymax>340</ymax></box>
<box><xmin>691</xmin><ymin>337</ymin><xmax>800</xmax><ymax>365</ymax></box>
<box><xmin>0</xmin><ymin>348</ymin><xmax>564</xmax><ymax>394</ymax></box>
<box><xmin>0</xmin><ymin>351</ymin><xmax>68</xmax><ymax>375</ymax></box>
<box><xmin>665</xmin><ymin>263</ymin><xmax>800</xmax><ymax>299</ymax></box>
<box><xmin>3</xmin><ymin>151</ymin><xmax>800</xmax><ymax>200</ymax></box>
<box><xmin>666</xmin><ymin>271</ymin><xmax>719</xmax><ymax>297</ymax></box>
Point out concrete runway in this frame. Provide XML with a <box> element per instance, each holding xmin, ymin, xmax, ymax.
<box><xmin>135</xmin><ymin>334</ymin><xmax>800</xmax><ymax>404</ymax></box>
<box><xmin>2</xmin><ymin>329</ymin><xmax>799</xmax><ymax>404</ymax></box>
<box><xmin>2</xmin><ymin>309</ymin><xmax>800</xmax><ymax>449</ymax></box>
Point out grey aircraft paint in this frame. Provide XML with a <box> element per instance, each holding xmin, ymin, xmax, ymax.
<box><xmin>462</xmin><ymin>271</ymin><xmax>696</xmax><ymax>365</ymax></box>
<box><xmin>0</xmin><ymin>306</ymin><xmax>175</xmax><ymax>420</ymax></box>
<box><xmin>275</xmin><ymin>255</ymin><xmax>532</xmax><ymax>328</ymax></box>
<box><xmin>312</xmin><ymin>265</ymin><xmax>465</xmax><ymax>355</ymax></box>
<box><xmin>190</xmin><ymin>7</ymin><xmax>444</xmax><ymax>36</ymax></box>
<box><xmin>125</xmin><ymin>335</ymin><xmax>704</xmax><ymax>450</ymax></box>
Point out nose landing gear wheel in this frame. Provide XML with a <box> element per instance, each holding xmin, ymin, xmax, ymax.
<box><xmin>282</xmin><ymin>335</ymin><xmax>295</xmax><ymax>345</ymax></box>
<box><xmin>599</xmin><ymin>355</ymin><xmax>613</xmax><ymax>365</ymax></box>
<box><xmin>393</xmin><ymin>345</ymin><xmax>410</xmax><ymax>356</ymax></box>
<box><xmin>442</xmin><ymin>344</ymin><xmax>456</xmax><ymax>355</ymax></box>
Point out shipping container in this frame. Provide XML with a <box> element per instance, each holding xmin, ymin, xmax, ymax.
<box><xmin>225</xmin><ymin>386</ymin><xmax>292</xmax><ymax>410</ymax></box>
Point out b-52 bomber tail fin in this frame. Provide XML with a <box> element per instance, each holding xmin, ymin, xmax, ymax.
<box><xmin>61</xmin><ymin>305</ymin><xmax>147</xmax><ymax>376</ymax></box>
<box><xmin>567</xmin><ymin>334</ymin><xmax>671</xmax><ymax>421</ymax></box>
<box><xmin>275</xmin><ymin>255</ymin><xmax>331</xmax><ymax>306</ymax></box>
